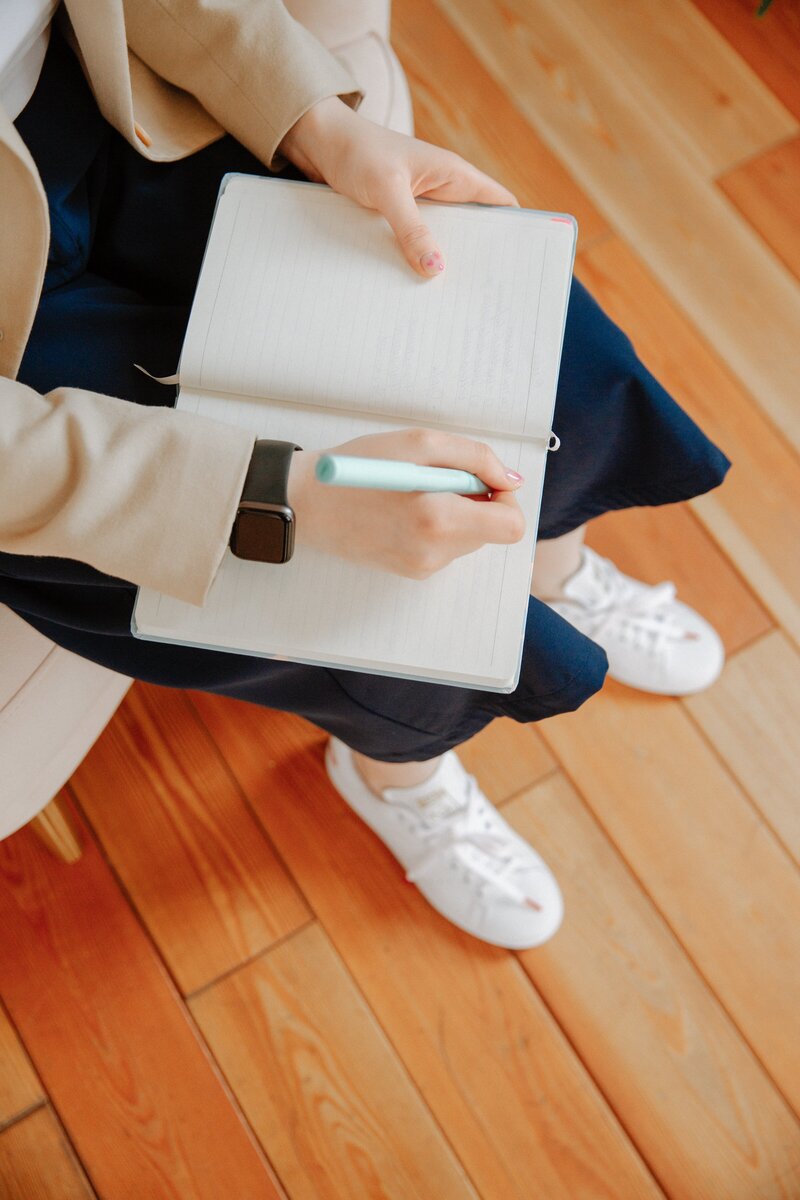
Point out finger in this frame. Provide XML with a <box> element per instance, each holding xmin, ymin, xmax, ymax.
<box><xmin>419</xmin><ymin>165</ymin><xmax>519</xmax><ymax>208</ymax></box>
<box><xmin>401</xmin><ymin>428</ymin><xmax>524</xmax><ymax>492</ymax></box>
<box><xmin>474</xmin><ymin>488</ymin><xmax>527</xmax><ymax>545</ymax></box>
<box><xmin>439</xmin><ymin>489</ymin><xmax>527</xmax><ymax>547</ymax></box>
<box><xmin>377</xmin><ymin>184</ymin><xmax>445</xmax><ymax>277</ymax></box>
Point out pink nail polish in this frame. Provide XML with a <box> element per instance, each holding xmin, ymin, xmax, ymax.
<box><xmin>421</xmin><ymin>252</ymin><xmax>444</xmax><ymax>275</ymax></box>
<box><xmin>505</xmin><ymin>469</ymin><xmax>523</xmax><ymax>483</ymax></box>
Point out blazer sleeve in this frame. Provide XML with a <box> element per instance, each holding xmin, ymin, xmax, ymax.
<box><xmin>0</xmin><ymin>375</ymin><xmax>256</xmax><ymax>606</ymax></box>
<box><xmin>121</xmin><ymin>0</ymin><xmax>365</xmax><ymax>169</ymax></box>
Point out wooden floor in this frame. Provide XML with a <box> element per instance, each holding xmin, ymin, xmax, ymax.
<box><xmin>2</xmin><ymin>1</ymin><xmax>799</xmax><ymax>1196</ymax></box>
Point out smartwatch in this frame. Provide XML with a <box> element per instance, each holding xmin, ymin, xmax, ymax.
<box><xmin>229</xmin><ymin>439</ymin><xmax>302</xmax><ymax>563</ymax></box>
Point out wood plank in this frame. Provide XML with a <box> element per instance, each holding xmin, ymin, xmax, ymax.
<box><xmin>455</xmin><ymin>717</ymin><xmax>555</xmax><ymax>804</ymax></box>
<box><xmin>692</xmin><ymin>0</ymin><xmax>800</xmax><ymax>121</ymax></box>
<box><xmin>718</xmin><ymin>136</ymin><xmax>800</xmax><ymax>282</ymax></box>
<box><xmin>574</xmin><ymin>237</ymin><xmax>800</xmax><ymax>646</ymax></box>
<box><xmin>585</xmin><ymin>504</ymin><xmax>772</xmax><ymax>657</ymax></box>
<box><xmin>537</xmin><ymin>684</ymin><xmax>800</xmax><ymax>1116</ymax></box>
<box><xmin>191</xmin><ymin>923</ymin><xmax>479</xmax><ymax>1200</ymax></box>
<box><xmin>391</xmin><ymin>0</ymin><xmax>609</xmax><ymax>242</ymax></box>
<box><xmin>528</xmin><ymin>0</ymin><xmax>797</xmax><ymax>177</ymax></box>
<box><xmin>508</xmin><ymin>772</ymin><xmax>800</xmax><ymax>1199</ymax></box>
<box><xmin>685</xmin><ymin>630</ymin><xmax>800</xmax><ymax>866</ymax></box>
<box><xmin>70</xmin><ymin>683</ymin><xmax>310</xmax><ymax>997</ymax></box>
<box><xmin>0</xmin><ymin>1106</ymin><xmax>95</xmax><ymax>1200</ymax></box>
<box><xmin>434</xmin><ymin>0</ymin><xmax>800</xmax><ymax>450</ymax></box>
<box><xmin>0</xmin><ymin>1003</ymin><xmax>42</xmax><ymax>1129</ymax></box>
<box><xmin>0</xmin><ymin>792</ymin><xmax>283</xmax><ymax>1200</ymax></box>
<box><xmin>190</xmin><ymin>695</ymin><xmax>665</xmax><ymax>1200</ymax></box>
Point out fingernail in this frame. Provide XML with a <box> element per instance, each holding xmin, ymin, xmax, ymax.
<box><xmin>421</xmin><ymin>250</ymin><xmax>445</xmax><ymax>276</ymax></box>
<box><xmin>505</xmin><ymin>469</ymin><xmax>524</xmax><ymax>484</ymax></box>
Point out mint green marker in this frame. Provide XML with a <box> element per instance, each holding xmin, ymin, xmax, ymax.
<box><xmin>315</xmin><ymin>454</ymin><xmax>491</xmax><ymax>494</ymax></box>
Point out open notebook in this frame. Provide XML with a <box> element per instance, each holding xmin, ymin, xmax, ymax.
<box><xmin>132</xmin><ymin>174</ymin><xmax>576</xmax><ymax>691</ymax></box>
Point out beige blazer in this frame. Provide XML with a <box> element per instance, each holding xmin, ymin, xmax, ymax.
<box><xmin>0</xmin><ymin>0</ymin><xmax>363</xmax><ymax>605</ymax></box>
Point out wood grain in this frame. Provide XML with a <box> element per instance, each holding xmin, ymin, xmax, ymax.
<box><xmin>0</xmin><ymin>1003</ymin><xmax>42</xmax><ymax>1129</ymax></box>
<box><xmin>575</xmin><ymin>237</ymin><xmax>800</xmax><ymax>646</ymax></box>
<box><xmin>509</xmin><ymin>772</ymin><xmax>800</xmax><ymax>1200</ymax></box>
<box><xmin>455</xmin><ymin>717</ymin><xmax>555</xmax><ymax>804</ymax></box>
<box><xmin>685</xmin><ymin>630</ymin><xmax>800</xmax><ymax>866</ymax></box>
<box><xmin>192</xmin><ymin>922</ymin><xmax>479</xmax><ymax>1200</ymax></box>
<box><xmin>585</xmin><ymin>504</ymin><xmax>772</xmax><ymax>657</ymax></box>
<box><xmin>0</xmin><ymin>793</ymin><xmax>283</xmax><ymax>1200</ymax></box>
<box><xmin>391</xmin><ymin>0</ymin><xmax>609</xmax><ymax>242</ymax></box>
<box><xmin>538</xmin><ymin>683</ymin><xmax>800</xmax><ymax>1116</ymax></box>
<box><xmin>718</xmin><ymin>136</ymin><xmax>800</xmax><ymax>282</ymax></box>
<box><xmin>434</xmin><ymin>0</ymin><xmax>800</xmax><ymax>451</ymax></box>
<box><xmin>515</xmin><ymin>0</ymin><xmax>797</xmax><ymax>177</ymax></box>
<box><xmin>1</xmin><ymin>6</ymin><xmax>798</xmax><ymax>1195</ymax></box>
<box><xmin>70</xmin><ymin>683</ymin><xmax>310</xmax><ymax>996</ymax></box>
<box><xmin>0</xmin><ymin>1106</ymin><xmax>95</xmax><ymax>1200</ymax></box>
<box><xmin>191</xmin><ymin>696</ymin><xmax>664</xmax><ymax>1200</ymax></box>
<box><xmin>692</xmin><ymin>0</ymin><xmax>800</xmax><ymax>121</ymax></box>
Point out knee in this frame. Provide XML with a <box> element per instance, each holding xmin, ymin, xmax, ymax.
<box><xmin>556</xmin><ymin>639</ymin><xmax>608</xmax><ymax>714</ymax></box>
<box><xmin>517</xmin><ymin>599</ymin><xmax>609</xmax><ymax>719</ymax></box>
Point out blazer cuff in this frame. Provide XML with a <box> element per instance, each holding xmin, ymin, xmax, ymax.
<box><xmin>122</xmin><ymin>0</ymin><xmax>364</xmax><ymax>171</ymax></box>
<box><xmin>0</xmin><ymin>380</ymin><xmax>258</xmax><ymax>607</ymax></box>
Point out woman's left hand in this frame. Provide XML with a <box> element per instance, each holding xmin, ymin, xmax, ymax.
<box><xmin>278</xmin><ymin>96</ymin><xmax>518</xmax><ymax>277</ymax></box>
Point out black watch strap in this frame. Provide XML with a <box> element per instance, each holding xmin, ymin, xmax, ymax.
<box><xmin>239</xmin><ymin>439</ymin><xmax>302</xmax><ymax>506</ymax></box>
<box><xmin>230</xmin><ymin>439</ymin><xmax>302</xmax><ymax>562</ymax></box>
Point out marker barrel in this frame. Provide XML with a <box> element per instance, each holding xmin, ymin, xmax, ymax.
<box><xmin>315</xmin><ymin>454</ymin><xmax>490</xmax><ymax>494</ymax></box>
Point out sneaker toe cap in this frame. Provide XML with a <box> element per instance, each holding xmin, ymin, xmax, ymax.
<box><xmin>666</xmin><ymin>602</ymin><xmax>725</xmax><ymax>694</ymax></box>
<box><xmin>473</xmin><ymin>867</ymin><xmax>565</xmax><ymax>950</ymax></box>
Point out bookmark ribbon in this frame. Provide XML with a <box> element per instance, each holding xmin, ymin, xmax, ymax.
<box><xmin>133</xmin><ymin>364</ymin><xmax>180</xmax><ymax>386</ymax></box>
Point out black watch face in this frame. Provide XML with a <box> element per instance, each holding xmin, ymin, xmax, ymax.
<box><xmin>235</xmin><ymin>510</ymin><xmax>291</xmax><ymax>562</ymax></box>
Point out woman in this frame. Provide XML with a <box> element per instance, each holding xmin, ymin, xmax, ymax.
<box><xmin>1</xmin><ymin>1</ymin><xmax>729</xmax><ymax>950</ymax></box>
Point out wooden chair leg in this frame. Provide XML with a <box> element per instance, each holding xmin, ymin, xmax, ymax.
<box><xmin>29</xmin><ymin>796</ymin><xmax>83</xmax><ymax>864</ymax></box>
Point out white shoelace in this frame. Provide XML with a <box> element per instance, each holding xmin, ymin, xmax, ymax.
<box><xmin>403</xmin><ymin>776</ymin><xmax>543</xmax><ymax>910</ymax></box>
<box><xmin>570</xmin><ymin>557</ymin><xmax>690</xmax><ymax>656</ymax></box>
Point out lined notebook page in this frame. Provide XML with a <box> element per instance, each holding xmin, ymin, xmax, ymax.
<box><xmin>133</xmin><ymin>176</ymin><xmax>575</xmax><ymax>690</ymax></box>
<box><xmin>136</xmin><ymin>396</ymin><xmax>548</xmax><ymax>688</ymax></box>
<box><xmin>180</xmin><ymin>175</ymin><xmax>574</xmax><ymax>440</ymax></box>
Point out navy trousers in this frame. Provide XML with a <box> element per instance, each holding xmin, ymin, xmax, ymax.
<box><xmin>1</xmin><ymin>28</ymin><xmax>731</xmax><ymax>760</ymax></box>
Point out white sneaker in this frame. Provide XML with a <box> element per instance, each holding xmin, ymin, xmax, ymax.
<box><xmin>544</xmin><ymin>546</ymin><xmax>725</xmax><ymax>695</ymax></box>
<box><xmin>325</xmin><ymin>737</ymin><xmax>564</xmax><ymax>950</ymax></box>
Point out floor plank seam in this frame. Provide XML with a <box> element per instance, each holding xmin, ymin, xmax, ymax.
<box><xmin>685</xmin><ymin>498</ymin><xmax>800</xmax><ymax>654</ymax></box>
<box><xmin>534</xmin><ymin>735</ymin><xmax>800</xmax><ymax>1123</ymax></box>
<box><xmin>185</xmin><ymin>692</ymin><xmax>324</xmax><ymax>928</ymax></box>
<box><xmin>505</xmin><ymin>954</ymin><xmax>671</xmax><ymax>1200</ymax></box>
<box><xmin>207</xmin><ymin>911</ymin><xmax>492</xmax><ymax>1200</ymax></box>
<box><xmin>609</xmin><ymin>228</ymin><xmax>800</xmax><ymax>472</ymax></box>
<box><xmin>185</xmin><ymin>915</ymin><xmax>318</xmax><ymax>1003</ymax></box>
<box><xmin>432</xmin><ymin>2</ymin><xmax>800</xmax><ymax>463</ymax></box>
<box><xmin>681</xmin><ymin>504</ymin><xmax>778</xmax><ymax>632</ymax></box>
<box><xmin>678</xmin><ymin>691</ymin><xmax>800</xmax><ymax>871</ymax></box>
<box><xmin>63</xmin><ymin>782</ymin><xmax>288</xmax><ymax>1192</ymax></box>
<box><xmin>496</xmin><ymin>763</ymin><xmax>561</xmax><ymax>810</ymax></box>
<box><xmin>3</xmin><ymin>3</ymin><xmax>797</xmax><ymax>1191</ymax></box>
<box><xmin>713</xmin><ymin>129</ymin><xmax>800</xmax><ymax>183</ymax></box>
<box><xmin>47</xmin><ymin>1101</ymin><xmax>102</xmax><ymax>1200</ymax></box>
<box><xmin>0</xmin><ymin>1098</ymin><xmax>46</xmax><ymax>1137</ymax></box>
<box><xmin>177</xmin><ymin>706</ymin><xmax>497</xmax><ymax>1198</ymax></box>
<box><xmin>571</xmin><ymin>229</ymin><xmax>614</xmax><ymax>256</ymax></box>
<box><xmin>66</xmin><ymin>780</ymin><xmax>196</xmax><ymax>1007</ymax></box>
<box><xmin>0</xmin><ymin>1006</ymin><xmax>103</xmax><ymax>1194</ymax></box>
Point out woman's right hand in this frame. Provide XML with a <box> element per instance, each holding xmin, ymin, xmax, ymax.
<box><xmin>287</xmin><ymin>428</ymin><xmax>526</xmax><ymax>579</ymax></box>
